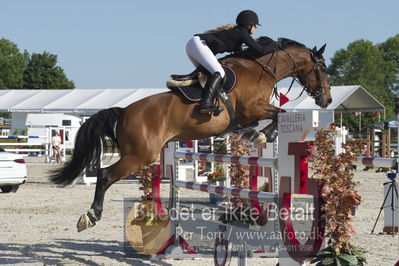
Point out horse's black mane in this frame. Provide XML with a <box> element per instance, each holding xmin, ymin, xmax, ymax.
<box><xmin>224</xmin><ymin>37</ymin><xmax>308</xmax><ymax>60</ymax></box>
<box><xmin>277</xmin><ymin>37</ymin><xmax>307</xmax><ymax>49</ymax></box>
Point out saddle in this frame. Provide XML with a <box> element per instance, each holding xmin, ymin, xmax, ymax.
<box><xmin>166</xmin><ymin>65</ymin><xmax>236</xmax><ymax>102</ymax></box>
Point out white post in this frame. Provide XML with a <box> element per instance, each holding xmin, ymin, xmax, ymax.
<box><xmin>62</xmin><ymin>126</ymin><xmax>66</xmax><ymax>161</ymax></box>
<box><xmin>335</xmin><ymin>126</ymin><xmax>348</xmax><ymax>155</ymax></box>
<box><xmin>193</xmin><ymin>140</ymin><xmax>198</xmax><ymax>182</ymax></box>
<box><xmin>340</xmin><ymin>113</ymin><xmax>343</xmax><ymax>128</ymax></box>
<box><xmin>278</xmin><ymin>110</ymin><xmax>320</xmax><ymax>266</ymax></box>
<box><xmin>176</xmin><ymin>142</ymin><xmax>183</xmax><ymax>181</ymax></box>
<box><xmin>210</xmin><ymin>137</ymin><xmax>214</xmax><ymax>173</ymax></box>
<box><xmin>225</xmin><ymin>135</ymin><xmax>230</xmax><ymax>188</ymax></box>
<box><xmin>45</xmin><ymin>127</ymin><xmax>50</xmax><ymax>160</ymax></box>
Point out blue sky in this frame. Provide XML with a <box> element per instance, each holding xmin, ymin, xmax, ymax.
<box><xmin>1</xmin><ymin>0</ymin><xmax>398</xmax><ymax>89</ymax></box>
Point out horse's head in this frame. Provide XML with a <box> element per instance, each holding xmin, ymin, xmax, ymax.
<box><xmin>295</xmin><ymin>44</ymin><xmax>332</xmax><ymax>108</ymax></box>
<box><xmin>223</xmin><ymin>37</ymin><xmax>332</xmax><ymax>108</ymax></box>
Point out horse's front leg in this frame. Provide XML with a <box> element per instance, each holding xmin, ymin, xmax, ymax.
<box><xmin>259</xmin><ymin>106</ymin><xmax>286</xmax><ymax>143</ymax></box>
<box><xmin>241</xmin><ymin>104</ymin><xmax>284</xmax><ymax>143</ymax></box>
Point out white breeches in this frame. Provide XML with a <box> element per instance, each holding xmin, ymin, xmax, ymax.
<box><xmin>186</xmin><ymin>36</ymin><xmax>225</xmax><ymax>78</ymax></box>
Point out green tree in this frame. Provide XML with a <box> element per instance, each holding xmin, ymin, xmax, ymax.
<box><xmin>379</xmin><ymin>34</ymin><xmax>399</xmax><ymax>92</ymax></box>
<box><xmin>23</xmin><ymin>52</ymin><xmax>75</xmax><ymax>90</ymax></box>
<box><xmin>0</xmin><ymin>38</ymin><xmax>28</xmax><ymax>89</ymax></box>
<box><xmin>328</xmin><ymin>38</ymin><xmax>398</xmax><ymax>132</ymax></box>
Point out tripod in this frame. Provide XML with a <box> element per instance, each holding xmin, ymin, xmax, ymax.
<box><xmin>371</xmin><ymin>177</ymin><xmax>398</xmax><ymax>235</ymax></box>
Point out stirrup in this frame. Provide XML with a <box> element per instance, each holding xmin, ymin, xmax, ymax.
<box><xmin>198</xmin><ymin>105</ymin><xmax>217</xmax><ymax>114</ymax></box>
<box><xmin>213</xmin><ymin>106</ymin><xmax>224</xmax><ymax>116</ymax></box>
<box><xmin>198</xmin><ymin>104</ymin><xmax>224</xmax><ymax>115</ymax></box>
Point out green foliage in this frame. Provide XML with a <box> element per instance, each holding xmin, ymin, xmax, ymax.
<box><xmin>0</xmin><ymin>38</ymin><xmax>28</xmax><ymax>89</ymax></box>
<box><xmin>12</xmin><ymin>128</ymin><xmax>28</xmax><ymax>135</ymax></box>
<box><xmin>10</xmin><ymin>128</ymin><xmax>28</xmax><ymax>142</ymax></box>
<box><xmin>310</xmin><ymin>127</ymin><xmax>366</xmax><ymax>265</ymax></box>
<box><xmin>211</xmin><ymin>140</ymin><xmax>227</xmax><ymax>183</ymax></box>
<box><xmin>23</xmin><ymin>52</ymin><xmax>75</xmax><ymax>90</ymax></box>
<box><xmin>328</xmin><ymin>36</ymin><xmax>399</xmax><ymax>131</ymax></box>
<box><xmin>379</xmin><ymin>34</ymin><xmax>399</xmax><ymax>92</ymax></box>
<box><xmin>0</xmin><ymin>38</ymin><xmax>74</xmax><ymax>90</ymax></box>
<box><xmin>0</xmin><ymin>113</ymin><xmax>10</xmax><ymax>119</ymax></box>
<box><xmin>207</xmin><ymin>170</ymin><xmax>226</xmax><ymax>184</ymax></box>
<box><xmin>328</xmin><ymin>40</ymin><xmax>396</xmax><ymax>89</ymax></box>
<box><xmin>213</xmin><ymin>140</ymin><xmax>227</xmax><ymax>154</ymax></box>
<box><xmin>311</xmin><ymin>240</ymin><xmax>366</xmax><ymax>266</ymax></box>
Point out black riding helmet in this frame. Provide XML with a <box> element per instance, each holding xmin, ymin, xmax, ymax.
<box><xmin>236</xmin><ymin>10</ymin><xmax>261</xmax><ymax>27</ymax></box>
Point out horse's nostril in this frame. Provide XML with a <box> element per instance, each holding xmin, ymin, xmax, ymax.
<box><xmin>328</xmin><ymin>98</ymin><xmax>332</xmax><ymax>104</ymax></box>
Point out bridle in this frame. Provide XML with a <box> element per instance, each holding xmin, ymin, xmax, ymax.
<box><xmin>294</xmin><ymin>50</ymin><xmax>327</xmax><ymax>99</ymax></box>
<box><xmin>255</xmin><ymin>47</ymin><xmax>327</xmax><ymax>102</ymax></box>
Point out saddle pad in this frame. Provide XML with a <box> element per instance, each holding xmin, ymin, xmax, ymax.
<box><xmin>167</xmin><ymin>65</ymin><xmax>236</xmax><ymax>102</ymax></box>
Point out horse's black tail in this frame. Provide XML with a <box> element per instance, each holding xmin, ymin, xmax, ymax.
<box><xmin>49</xmin><ymin>107</ymin><xmax>123</xmax><ymax>186</ymax></box>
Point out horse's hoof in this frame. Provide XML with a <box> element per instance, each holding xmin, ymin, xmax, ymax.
<box><xmin>255</xmin><ymin>132</ymin><xmax>266</xmax><ymax>143</ymax></box>
<box><xmin>77</xmin><ymin>213</ymin><xmax>95</xmax><ymax>232</ymax></box>
<box><xmin>265</xmin><ymin>130</ymin><xmax>278</xmax><ymax>143</ymax></box>
<box><xmin>212</xmin><ymin>106</ymin><xmax>224</xmax><ymax>116</ymax></box>
<box><xmin>241</xmin><ymin>130</ymin><xmax>266</xmax><ymax>143</ymax></box>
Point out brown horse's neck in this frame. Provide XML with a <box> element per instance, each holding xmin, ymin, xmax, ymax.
<box><xmin>258</xmin><ymin>47</ymin><xmax>311</xmax><ymax>83</ymax></box>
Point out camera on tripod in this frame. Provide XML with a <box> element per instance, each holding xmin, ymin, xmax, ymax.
<box><xmin>371</xmin><ymin>171</ymin><xmax>398</xmax><ymax>235</ymax></box>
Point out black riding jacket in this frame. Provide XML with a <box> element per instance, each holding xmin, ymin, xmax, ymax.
<box><xmin>196</xmin><ymin>25</ymin><xmax>277</xmax><ymax>55</ymax></box>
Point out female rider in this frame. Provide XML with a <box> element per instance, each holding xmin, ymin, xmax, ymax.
<box><xmin>186</xmin><ymin>10</ymin><xmax>278</xmax><ymax>113</ymax></box>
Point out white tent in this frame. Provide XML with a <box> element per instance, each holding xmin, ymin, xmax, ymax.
<box><xmin>0</xmin><ymin>88</ymin><xmax>169</xmax><ymax>114</ymax></box>
<box><xmin>0</xmin><ymin>85</ymin><xmax>385</xmax><ymax>116</ymax></box>
<box><xmin>269</xmin><ymin>85</ymin><xmax>386</xmax><ymax>130</ymax></box>
<box><xmin>272</xmin><ymin>85</ymin><xmax>385</xmax><ymax>115</ymax></box>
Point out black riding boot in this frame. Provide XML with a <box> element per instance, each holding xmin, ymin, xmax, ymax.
<box><xmin>198</xmin><ymin>72</ymin><xmax>223</xmax><ymax>114</ymax></box>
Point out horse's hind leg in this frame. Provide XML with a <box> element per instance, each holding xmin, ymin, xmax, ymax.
<box><xmin>77</xmin><ymin>155</ymin><xmax>143</xmax><ymax>232</ymax></box>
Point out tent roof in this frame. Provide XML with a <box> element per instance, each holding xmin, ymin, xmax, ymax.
<box><xmin>0</xmin><ymin>85</ymin><xmax>385</xmax><ymax>114</ymax></box>
<box><xmin>0</xmin><ymin>88</ymin><xmax>169</xmax><ymax>114</ymax></box>
<box><xmin>271</xmin><ymin>85</ymin><xmax>385</xmax><ymax>113</ymax></box>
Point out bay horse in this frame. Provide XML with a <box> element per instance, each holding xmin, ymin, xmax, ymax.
<box><xmin>50</xmin><ymin>38</ymin><xmax>332</xmax><ymax>232</ymax></box>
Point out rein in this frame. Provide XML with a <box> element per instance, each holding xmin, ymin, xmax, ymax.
<box><xmin>254</xmin><ymin>51</ymin><xmax>277</xmax><ymax>82</ymax></box>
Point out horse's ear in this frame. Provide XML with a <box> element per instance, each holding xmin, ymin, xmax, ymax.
<box><xmin>311</xmin><ymin>46</ymin><xmax>318</xmax><ymax>61</ymax></box>
<box><xmin>318</xmin><ymin>44</ymin><xmax>326</xmax><ymax>56</ymax></box>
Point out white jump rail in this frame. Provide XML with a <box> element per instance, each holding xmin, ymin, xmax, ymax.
<box><xmin>4</xmin><ymin>148</ymin><xmax>45</xmax><ymax>153</ymax></box>
<box><xmin>174</xmin><ymin>180</ymin><xmax>277</xmax><ymax>201</ymax></box>
<box><xmin>175</xmin><ymin>153</ymin><xmax>398</xmax><ymax>170</ymax></box>
<box><xmin>174</xmin><ymin>151</ymin><xmax>278</xmax><ymax>169</ymax></box>
<box><xmin>0</xmin><ymin>135</ymin><xmax>45</xmax><ymax>139</ymax></box>
<box><xmin>354</xmin><ymin>156</ymin><xmax>397</xmax><ymax>168</ymax></box>
<box><xmin>0</xmin><ymin>143</ymin><xmax>47</xmax><ymax>146</ymax></box>
<box><xmin>0</xmin><ymin>136</ymin><xmax>49</xmax><ymax>156</ymax></box>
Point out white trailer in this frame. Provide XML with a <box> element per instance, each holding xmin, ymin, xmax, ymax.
<box><xmin>25</xmin><ymin>113</ymin><xmax>81</xmax><ymax>150</ymax></box>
